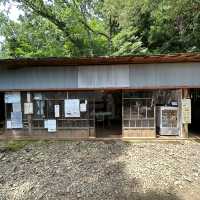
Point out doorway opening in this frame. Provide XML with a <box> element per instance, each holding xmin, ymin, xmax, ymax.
<box><xmin>95</xmin><ymin>91</ymin><xmax>122</xmax><ymax>138</ymax></box>
<box><xmin>0</xmin><ymin>93</ymin><xmax>5</xmax><ymax>132</ymax></box>
<box><xmin>189</xmin><ymin>89</ymin><xmax>200</xmax><ymax>136</ymax></box>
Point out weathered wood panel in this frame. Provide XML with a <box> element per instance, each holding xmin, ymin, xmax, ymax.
<box><xmin>3</xmin><ymin>129</ymin><xmax>89</xmax><ymax>139</ymax></box>
<box><xmin>0</xmin><ymin>67</ymin><xmax>78</xmax><ymax>90</ymax></box>
<box><xmin>0</xmin><ymin>62</ymin><xmax>200</xmax><ymax>90</ymax></box>
<box><xmin>130</xmin><ymin>63</ymin><xmax>200</xmax><ymax>88</ymax></box>
<box><xmin>78</xmin><ymin>65</ymin><xmax>130</xmax><ymax>88</ymax></box>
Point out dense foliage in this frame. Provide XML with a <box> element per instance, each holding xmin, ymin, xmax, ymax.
<box><xmin>0</xmin><ymin>0</ymin><xmax>200</xmax><ymax>58</ymax></box>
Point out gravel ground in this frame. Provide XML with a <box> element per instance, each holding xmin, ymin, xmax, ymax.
<box><xmin>0</xmin><ymin>140</ymin><xmax>200</xmax><ymax>200</ymax></box>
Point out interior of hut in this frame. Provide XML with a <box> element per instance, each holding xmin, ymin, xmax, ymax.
<box><xmin>95</xmin><ymin>91</ymin><xmax>122</xmax><ymax>138</ymax></box>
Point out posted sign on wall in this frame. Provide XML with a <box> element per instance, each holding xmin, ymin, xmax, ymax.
<box><xmin>182</xmin><ymin>99</ymin><xmax>191</xmax><ymax>124</ymax></box>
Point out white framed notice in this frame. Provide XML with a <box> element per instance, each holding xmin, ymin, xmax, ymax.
<box><xmin>64</xmin><ymin>99</ymin><xmax>80</xmax><ymax>118</ymax></box>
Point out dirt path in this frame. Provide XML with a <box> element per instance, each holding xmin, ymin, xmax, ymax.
<box><xmin>0</xmin><ymin>140</ymin><xmax>200</xmax><ymax>200</ymax></box>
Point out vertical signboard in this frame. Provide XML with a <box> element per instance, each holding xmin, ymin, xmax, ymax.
<box><xmin>182</xmin><ymin>99</ymin><xmax>191</xmax><ymax>124</ymax></box>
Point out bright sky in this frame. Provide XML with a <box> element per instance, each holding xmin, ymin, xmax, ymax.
<box><xmin>0</xmin><ymin>2</ymin><xmax>23</xmax><ymax>45</ymax></box>
<box><xmin>0</xmin><ymin>1</ymin><xmax>23</xmax><ymax>21</ymax></box>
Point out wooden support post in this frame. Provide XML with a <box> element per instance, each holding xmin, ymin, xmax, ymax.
<box><xmin>27</xmin><ymin>92</ymin><xmax>32</xmax><ymax>134</ymax></box>
<box><xmin>122</xmin><ymin>92</ymin><xmax>124</xmax><ymax>137</ymax></box>
<box><xmin>91</xmin><ymin>97</ymin><xmax>96</xmax><ymax>138</ymax></box>
<box><xmin>181</xmin><ymin>89</ymin><xmax>190</xmax><ymax>138</ymax></box>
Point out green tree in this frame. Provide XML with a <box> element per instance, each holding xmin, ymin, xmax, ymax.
<box><xmin>0</xmin><ymin>0</ymin><xmax>112</xmax><ymax>57</ymax></box>
<box><xmin>112</xmin><ymin>27</ymin><xmax>148</xmax><ymax>56</ymax></box>
<box><xmin>1</xmin><ymin>0</ymin><xmax>200</xmax><ymax>58</ymax></box>
<box><xmin>105</xmin><ymin>0</ymin><xmax>200</xmax><ymax>54</ymax></box>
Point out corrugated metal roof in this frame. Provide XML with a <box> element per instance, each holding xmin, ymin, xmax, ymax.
<box><xmin>1</xmin><ymin>53</ymin><xmax>200</xmax><ymax>67</ymax></box>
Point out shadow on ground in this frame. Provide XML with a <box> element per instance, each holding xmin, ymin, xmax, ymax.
<box><xmin>0</xmin><ymin>140</ymin><xmax>184</xmax><ymax>200</ymax></box>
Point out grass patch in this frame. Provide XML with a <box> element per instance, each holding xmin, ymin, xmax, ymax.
<box><xmin>2</xmin><ymin>140</ymin><xmax>50</xmax><ymax>152</ymax></box>
<box><xmin>0</xmin><ymin>139</ymin><xmax>76</xmax><ymax>152</ymax></box>
<box><xmin>5</xmin><ymin>140</ymin><xmax>34</xmax><ymax>152</ymax></box>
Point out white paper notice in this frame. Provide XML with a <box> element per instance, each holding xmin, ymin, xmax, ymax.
<box><xmin>11</xmin><ymin>112</ymin><xmax>23</xmax><ymax>129</ymax></box>
<box><xmin>54</xmin><ymin>105</ymin><xmax>60</xmax><ymax>118</ymax></box>
<box><xmin>44</xmin><ymin>120</ymin><xmax>48</xmax><ymax>129</ymax></box>
<box><xmin>24</xmin><ymin>103</ymin><xmax>33</xmax><ymax>114</ymax></box>
<box><xmin>47</xmin><ymin>120</ymin><xmax>56</xmax><ymax>132</ymax></box>
<box><xmin>80</xmin><ymin>103</ymin><xmax>87</xmax><ymax>112</ymax></box>
<box><xmin>6</xmin><ymin>120</ymin><xmax>12</xmax><ymax>129</ymax></box>
<box><xmin>65</xmin><ymin>99</ymin><xmax>80</xmax><ymax>118</ymax></box>
<box><xmin>13</xmin><ymin>103</ymin><xmax>21</xmax><ymax>112</ymax></box>
<box><xmin>5</xmin><ymin>92</ymin><xmax>21</xmax><ymax>103</ymax></box>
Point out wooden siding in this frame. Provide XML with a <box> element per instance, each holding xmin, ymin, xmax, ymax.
<box><xmin>123</xmin><ymin>129</ymin><xmax>156</xmax><ymax>138</ymax></box>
